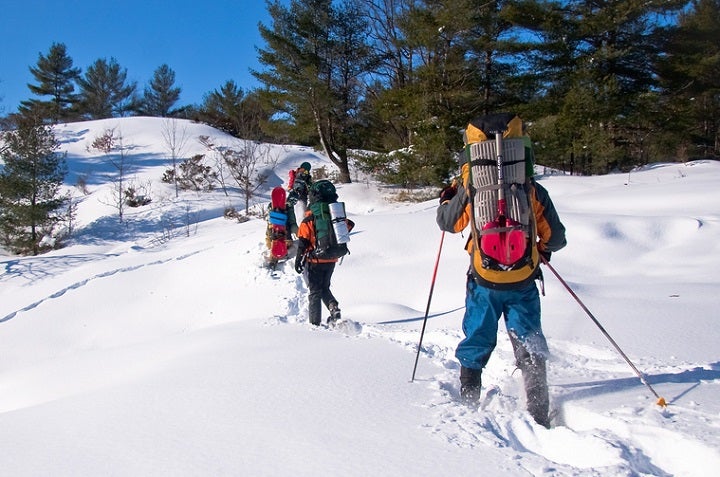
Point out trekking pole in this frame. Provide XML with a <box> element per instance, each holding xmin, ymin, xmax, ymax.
<box><xmin>540</xmin><ymin>255</ymin><xmax>667</xmax><ymax>407</ymax></box>
<box><xmin>411</xmin><ymin>231</ymin><xmax>446</xmax><ymax>382</ymax></box>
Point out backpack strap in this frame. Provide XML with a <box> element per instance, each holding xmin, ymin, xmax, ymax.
<box><xmin>465</xmin><ymin>147</ymin><xmax>483</xmax><ymax>261</ymax></box>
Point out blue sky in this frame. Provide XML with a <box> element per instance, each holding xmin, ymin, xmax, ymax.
<box><xmin>0</xmin><ymin>0</ymin><xmax>279</xmax><ymax>114</ymax></box>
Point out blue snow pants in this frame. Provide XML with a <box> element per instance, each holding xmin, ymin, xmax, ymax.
<box><xmin>456</xmin><ymin>275</ymin><xmax>549</xmax><ymax>370</ymax></box>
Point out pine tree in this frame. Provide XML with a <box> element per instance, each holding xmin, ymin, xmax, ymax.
<box><xmin>0</xmin><ymin>115</ymin><xmax>68</xmax><ymax>255</ymax></box>
<box><xmin>657</xmin><ymin>0</ymin><xmax>720</xmax><ymax>159</ymax></box>
<box><xmin>197</xmin><ymin>81</ymin><xmax>268</xmax><ymax>140</ymax></box>
<box><xmin>141</xmin><ymin>64</ymin><xmax>181</xmax><ymax>117</ymax></box>
<box><xmin>20</xmin><ymin>42</ymin><xmax>81</xmax><ymax>122</ymax></box>
<box><xmin>369</xmin><ymin>0</ymin><xmax>522</xmax><ymax>184</ymax></box>
<box><xmin>541</xmin><ymin>0</ymin><xmax>686</xmax><ymax>172</ymax></box>
<box><xmin>255</xmin><ymin>0</ymin><xmax>376</xmax><ymax>183</ymax></box>
<box><xmin>360</xmin><ymin>0</ymin><xmax>417</xmax><ymax>151</ymax></box>
<box><xmin>76</xmin><ymin>58</ymin><xmax>138</xmax><ymax>119</ymax></box>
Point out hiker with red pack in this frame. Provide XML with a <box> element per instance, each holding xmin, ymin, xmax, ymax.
<box><xmin>264</xmin><ymin>187</ymin><xmax>298</xmax><ymax>263</ymax></box>
<box><xmin>287</xmin><ymin>161</ymin><xmax>313</xmax><ymax>207</ymax></box>
<box><xmin>287</xmin><ymin>161</ymin><xmax>313</xmax><ymax>228</ymax></box>
<box><xmin>436</xmin><ymin>113</ymin><xmax>566</xmax><ymax>428</ymax></box>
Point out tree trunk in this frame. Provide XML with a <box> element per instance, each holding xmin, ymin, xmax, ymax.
<box><xmin>314</xmin><ymin>109</ymin><xmax>352</xmax><ymax>183</ymax></box>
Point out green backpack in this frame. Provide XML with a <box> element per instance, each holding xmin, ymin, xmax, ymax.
<box><xmin>308</xmin><ymin>180</ymin><xmax>349</xmax><ymax>259</ymax></box>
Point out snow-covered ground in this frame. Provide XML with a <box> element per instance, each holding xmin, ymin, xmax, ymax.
<box><xmin>1</xmin><ymin>117</ymin><xmax>718</xmax><ymax>476</ymax></box>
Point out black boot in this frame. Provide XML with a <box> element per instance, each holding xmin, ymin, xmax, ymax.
<box><xmin>328</xmin><ymin>302</ymin><xmax>341</xmax><ymax>324</ymax></box>
<box><xmin>460</xmin><ymin>366</ymin><xmax>482</xmax><ymax>403</ymax></box>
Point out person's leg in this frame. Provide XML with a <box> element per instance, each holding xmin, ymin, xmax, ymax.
<box><xmin>306</xmin><ymin>264</ymin><xmax>323</xmax><ymax>326</ymax></box>
<box><xmin>318</xmin><ymin>262</ymin><xmax>338</xmax><ymax>311</ymax></box>
<box><xmin>505</xmin><ymin>284</ymin><xmax>550</xmax><ymax>427</ymax></box>
<box><xmin>455</xmin><ymin>276</ymin><xmax>502</xmax><ymax>401</ymax></box>
<box><xmin>509</xmin><ymin>331</ymin><xmax>549</xmax><ymax>427</ymax></box>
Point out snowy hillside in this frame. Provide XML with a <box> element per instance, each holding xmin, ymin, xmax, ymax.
<box><xmin>0</xmin><ymin>117</ymin><xmax>718</xmax><ymax>476</ymax></box>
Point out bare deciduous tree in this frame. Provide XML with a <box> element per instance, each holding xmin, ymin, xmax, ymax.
<box><xmin>89</xmin><ymin>127</ymin><xmax>133</xmax><ymax>222</ymax></box>
<box><xmin>225</xmin><ymin>140</ymin><xmax>278</xmax><ymax>214</ymax></box>
<box><xmin>161</xmin><ymin>118</ymin><xmax>190</xmax><ymax>197</ymax></box>
<box><xmin>199</xmin><ymin>135</ymin><xmax>231</xmax><ymax>197</ymax></box>
<box><xmin>198</xmin><ymin>135</ymin><xmax>277</xmax><ymax>214</ymax></box>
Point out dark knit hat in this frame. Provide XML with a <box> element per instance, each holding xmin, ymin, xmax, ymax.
<box><xmin>300</xmin><ymin>161</ymin><xmax>311</xmax><ymax>171</ymax></box>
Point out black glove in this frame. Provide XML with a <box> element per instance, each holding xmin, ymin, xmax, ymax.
<box><xmin>295</xmin><ymin>254</ymin><xmax>305</xmax><ymax>274</ymax></box>
<box><xmin>287</xmin><ymin>191</ymin><xmax>298</xmax><ymax>206</ymax></box>
<box><xmin>439</xmin><ymin>185</ymin><xmax>457</xmax><ymax>204</ymax></box>
<box><xmin>539</xmin><ymin>250</ymin><xmax>552</xmax><ymax>263</ymax></box>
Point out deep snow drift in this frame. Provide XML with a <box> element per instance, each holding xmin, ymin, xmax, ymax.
<box><xmin>0</xmin><ymin>117</ymin><xmax>718</xmax><ymax>476</ymax></box>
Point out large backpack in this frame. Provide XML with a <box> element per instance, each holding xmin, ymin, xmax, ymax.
<box><xmin>462</xmin><ymin>113</ymin><xmax>539</xmax><ymax>285</ymax></box>
<box><xmin>307</xmin><ymin>179</ymin><xmax>350</xmax><ymax>259</ymax></box>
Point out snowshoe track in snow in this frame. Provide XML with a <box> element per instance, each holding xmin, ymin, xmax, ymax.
<box><xmin>1</xmin><ymin>246</ymin><xmax>210</xmax><ymax>324</ymax></box>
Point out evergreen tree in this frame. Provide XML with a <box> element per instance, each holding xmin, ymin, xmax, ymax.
<box><xmin>501</xmin><ymin>0</ymin><xmax>575</xmax><ymax>116</ymax></box>
<box><xmin>140</xmin><ymin>64</ymin><xmax>181</xmax><ymax>117</ymax></box>
<box><xmin>0</xmin><ymin>115</ymin><xmax>68</xmax><ymax>255</ymax></box>
<box><xmin>20</xmin><ymin>42</ymin><xmax>81</xmax><ymax>123</ymax></box>
<box><xmin>657</xmin><ymin>0</ymin><xmax>720</xmax><ymax>160</ymax></box>
<box><xmin>255</xmin><ymin>0</ymin><xmax>375</xmax><ymax>183</ymax></box>
<box><xmin>394</xmin><ymin>0</ymin><xmax>470</xmax><ymax>184</ymax></box>
<box><xmin>360</xmin><ymin>0</ymin><xmax>417</xmax><ymax>151</ymax></box>
<box><xmin>198</xmin><ymin>81</ymin><xmax>246</xmax><ymax>136</ymax></box>
<box><xmin>76</xmin><ymin>58</ymin><xmax>138</xmax><ymax>119</ymax></box>
<box><xmin>461</xmin><ymin>0</ymin><xmax>541</xmax><ymax>115</ymax></box>
<box><xmin>361</xmin><ymin>0</ymin><xmax>551</xmax><ymax>185</ymax></box>
<box><xmin>367</xmin><ymin>0</ymin><xmax>530</xmax><ymax>184</ymax></box>
<box><xmin>534</xmin><ymin>0</ymin><xmax>687</xmax><ymax>172</ymax></box>
<box><xmin>197</xmin><ymin>81</ymin><xmax>269</xmax><ymax>140</ymax></box>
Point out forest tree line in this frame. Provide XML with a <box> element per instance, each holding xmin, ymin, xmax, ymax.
<box><xmin>2</xmin><ymin>0</ymin><xmax>719</xmax><ymax>186</ymax></box>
